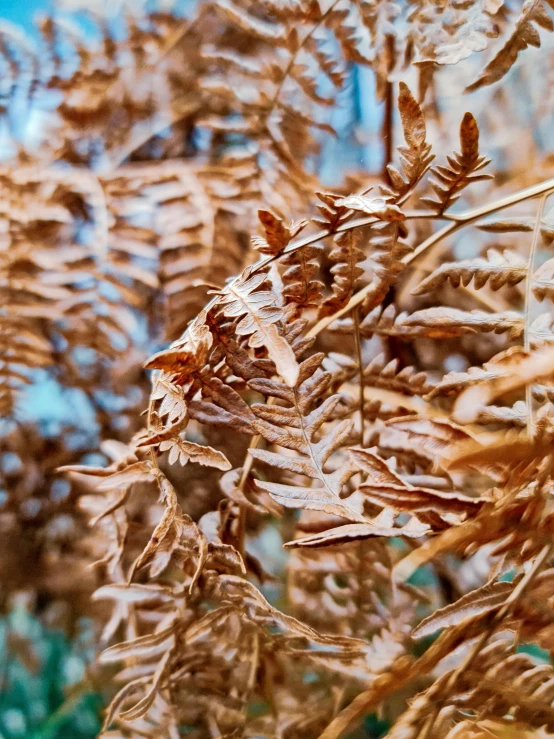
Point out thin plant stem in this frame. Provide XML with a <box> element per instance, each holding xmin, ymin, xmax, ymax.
<box><xmin>353</xmin><ymin>306</ymin><xmax>365</xmax><ymax>446</ymax></box>
<box><xmin>381</xmin><ymin>35</ymin><xmax>395</xmax><ymax>179</ymax></box>
<box><xmin>524</xmin><ymin>193</ymin><xmax>548</xmax><ymax>436</ymax></box>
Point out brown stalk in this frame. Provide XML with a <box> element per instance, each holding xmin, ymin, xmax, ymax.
<box><xmin>524</xmin><ymin>193</ymin><xmax>548</xmax><ymax>436</ymax></box>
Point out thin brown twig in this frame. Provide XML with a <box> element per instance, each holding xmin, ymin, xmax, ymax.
<box><xmin>353</xmin><ymin>306</ymin><xmax>365</xmax><ymax>446</ymax></box>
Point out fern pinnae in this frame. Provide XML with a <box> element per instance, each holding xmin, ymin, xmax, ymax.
<box><xmin>421</xmin><ymin>111</ymin><xmax>492</xmax><ymax>215</ymax></box>
<box><xmin>412</xmin><ymin>248</ymin><xmax>527</xmax><ymax>295</ymax></box>
<box><xmin>218</xmin><ymin>268</ymin><xmax>299</xmax><ymax>386</ymax></box>
<box><xmin>385</xmin><ymin>82</ymin><xmax>434</xmax><ymax>205</ymax></box>
<box><xmin>466</xmin><ymin>0</ymin><xmax>554</xmax><ymax>92</ymax></box>
<box><xmin>248</xmin><ymin>354</ymin><xmax>363</xmax><ymax>521</ymax></box>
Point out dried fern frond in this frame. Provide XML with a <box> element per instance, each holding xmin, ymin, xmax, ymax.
<box><xmin>412</xmin><ymin>248</ymin><xmax>527</xmax><ymax>294</ymax></box>
<box><xmin>421</xmin><ymin>112</ymin><xmax>492</xmax><ymax>214</ymax></box>
<box><xmin>467</xmin><ymin>0</ymin><xmax>554</xmax><ymax>91</ymax></box>
<box><xmin>384</xmin><ymin>82</ymin><xmax>434</xmax><ymax>203</ymax></box>
<box><xmin>6</xmin><ymin>5</ymin><xmax>554</xmax><ymax>739</ymax></box>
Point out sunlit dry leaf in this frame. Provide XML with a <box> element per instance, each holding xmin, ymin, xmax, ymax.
<box><xmin>334</xmin><ymin>194</ymin><xmax>405</xmax><ymax>221</ymax></box>
<box><xmin>286</xmin><ymin>516</ymin><xmax>431</xmax><ymax>549</ymax></box>
<box><xmin>412</xmin><ymin>580</ymin><xmax>513</xmax><ymax>638</ymax></box>
<box><xmin>218</xmin><ymin>269</ymin><xmax>299</xmax><ymax>386</ymax></box>
<box><xmin>467</xmin><ymin>0</ymin><xmax>554</xmax><ymax>91</ymax></box>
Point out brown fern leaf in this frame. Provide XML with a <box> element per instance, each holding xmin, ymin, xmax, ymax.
<box><xmin>319</xmin><ymin>230</ymin><xmax>366</xmax><ymax>318</ymax></box>
<box><xmin>251</xmin><ymin>210</ymin><xmax>307</xmax><ymax>257</ymax></box>
<box><xmin>369</xmin><ymin>221</ymin><xmax>413</xmax><ymax>287</ymax></box>
<box><xmin>327</xmin><ymin>194</ymin><xmax>411</xmax><ymax>290</ymax></box>
<box><xmin>400</xmin><ymin>306</ymin><xmax>524</xmax><ymax>339</ymax></box>
<box><xmin>384</xmin><ymin>82</ymin><xmax>434</xmax><ymax>203</ymax></box>
<box><xmin>331</xmin><ymin>304</ymin><xmax>431</xmax><ymax>340</ymax></box>
<box><xmin>249</xmin><ymin>358</ymin><xmax>440</xmax><ymax>544</ymax></box>
<box><xmin>140</xmin><ymin>434</ymin><xmax>232</xmax><ymax>471</ymax></box>
<box><xmin>476</xmin><ymin>215</ymin><xmax>537</xmax><ymax>233</ymax></box>
<box><xmin>331</xmin><ymin>352</ymin><xmax>434</xmax><ymax>396</ymax></box>
<box><xmin>248</xmin><ymin>353</ymin><xmax>364</xmax><ymax>521</ymax></box>
<box><xmin>379</xmin><ymin>416</ymin><xmax>476</xmax><ymax>470</ymax></box>
<box><xmin>412</xmin><ymin>248</ymin><xmax>527</xmax><ymax>295</ymax></box>
<box><xmin>476</xmin><ymin>402</ymin><xmax>529</xmax><ymax>427</ymax></box>
<box><xmin>363</xmin><ymin>354</ymin><xmax>431</xmax><ymax>395</ymax></box>
<box><xmin>363</xmin><ymin>353</ymin><xmax>434</xmax><ymax>396</ymax></box>
<box><xmin>331</xmin><ymin>303</ymin><xmax>453</xmax><ymax>339</ymax></box>
<box><xmin>413</xmin><ymin>579</ymin><xmax>513</xmax><ymax>638</ymax></box>
<box><xmin>467</xmin><ymin>0</ymin><xmax>554</xmax><ymax>91</ymax></box>
<box><xmin>144</xmin><ymin>314</ymin><xmax>256</xmax><ymax>469</ymax></box>
<box><xmin>312</xmin><ymin>190</ymin><xmax>353</xmax><ymax>231</ymax></box>
<box><xmin>285</xmin><ymin>514</ymin><xmax>432</xmax><ymax>549</ymax></box>
<box><xmin>353</xmin><ymin>448</ymin><xmax>483</xmax><ymax>518</ymax></box>
<box><xmin>421</xmin><ymin>112</ymin><xmax>492</xmax><ymax>213</ymax></box>
<box><xmin>281</xmin><ymin>243</ymin><xmax>324</xmax><ymax>315</ymax></box>
<box><xmin>426</xmin><ymin>346</ymin><xmax>529</xmax><ymax>399</ymax></box>
<box><xmin>216</xmin><ymin>267</ymin><xmax>299</xmax><ymax>386</ymax></box>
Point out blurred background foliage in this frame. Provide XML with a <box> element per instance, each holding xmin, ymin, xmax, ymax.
<box><xmin>0</xmin><ymin>601</ymin><xmax>101</xmax><ymax>738</ymax></box>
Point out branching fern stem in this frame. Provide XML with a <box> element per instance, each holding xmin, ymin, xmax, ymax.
<box><xmin>308</xmin><ymin>178</ymin><xmax>554</xmax><ymax>337</ymax></box>
<box><xmin>147</xmin><ymin>175</ymin><xmax>554</xmax><ymax>498</ymax></box>
<box><xmin>261</xmin><ymin>0</ymin><xmax>341</xmax><ymax>126</ymax></box>
<box><xmin>146</xmin><ymin>175</ymin><xmax>554</xmax><ymax>430</ymax></box>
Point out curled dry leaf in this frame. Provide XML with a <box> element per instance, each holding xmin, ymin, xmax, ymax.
<box><xmin>334</xmin><ymin>194</ymin><xmax>406</xmax><ymax>221</ymax></box>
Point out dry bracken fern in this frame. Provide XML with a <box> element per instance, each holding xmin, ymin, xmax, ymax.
<box><xmin>5</xmin><ymin>1</ymin><xmax>554</xmax><ymax>738</ymax></box>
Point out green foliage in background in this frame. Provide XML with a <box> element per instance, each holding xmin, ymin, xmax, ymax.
<box><xmin>0</xmin><ymin>605</ymin><xmax>101</xmax><ymax>739</ymax></box>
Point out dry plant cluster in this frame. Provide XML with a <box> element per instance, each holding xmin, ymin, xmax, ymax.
<box><xmin>5</xmin><ymin>0</ymin><xmax>554</xmax><ymax>737</ymax></box>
